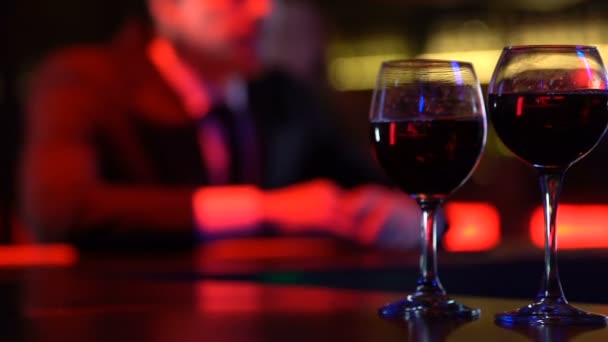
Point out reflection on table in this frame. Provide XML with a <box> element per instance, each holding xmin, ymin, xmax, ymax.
<box><xmin>0</xmin><ymin>241</ymin><xmax>601</xmax><ymax>341</ymax></box>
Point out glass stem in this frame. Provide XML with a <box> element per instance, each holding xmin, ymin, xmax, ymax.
<box><xmin>416</xmin><ymin>199</ymin><xmax>446</xmax><ymax>296</ymax></box>
<box><xmin>537</xmin><ymin>170</ymin><xmax>567</xmax><ymax>303</ymax></box>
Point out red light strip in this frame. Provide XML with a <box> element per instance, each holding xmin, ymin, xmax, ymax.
<box><xmin>0</xmin><ymin>244</ymin><xmax>77</xmax><ymax>267</ymax></box>
<box><xmin>516</xmin><ymin>96</ymin><xmax>524</xmax><ymax>117</ymax></box>
<box><xmin>389</xmin><ymin>122</ymin><xmax>396</xmax><ymax>146</ymax></box>
<box><xmin>530</xmin><ymin>205</ymin><xmax>608</xmax><ymax>249</ymax></box>
<box><xmin>443</xmin><ymin>202</ymin><xmax>501</xmax><ymax>252</ymax></box>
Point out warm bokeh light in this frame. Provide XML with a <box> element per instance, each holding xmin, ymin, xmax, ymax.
<box><xmin>199</xmin><ymin>237</ymin><xmax>346</xmax><ymax>260</ymax></box>
<box><xmin>327</xmin><ymin>34</ymin><xmax>411</xmax><ymax>91</ymax></box>
<box><xmin>418</xmin><ymin>50</ymin><xmax>502</xmax><ymax>84</ymax></box>
<box><xmin>0</xmin><ymin>244</ymin><xmax>77</xmax><ymax>267</ymax></box>
<box><xmin>443</xmin><ymin>202</ymin><xmax>501</xmax><ymax>252</ymax></box>
<box><xmin>530</xmin><ymin>205</ymin><xmax>608</xmax><ymax>249</ymax></box>
<box><xmin>327</xmin><ymin>13</ymin><xmax>608</xmax><ymax>91</ymax></box>
<box><xmin>329</xmin><ymin>53</ymin><xmax>409</xmax><ymax>91</ymax></box>
<box><xmin>196</xmin><ymin>281</ymin><xmax>385</xmax><ymax>314</ymax></box>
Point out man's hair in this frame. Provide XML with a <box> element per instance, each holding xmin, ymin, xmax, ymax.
<box><xmin>122</xmin><ymin>0</ymin><xmax>153</xmax><ymax>24</ymax></box>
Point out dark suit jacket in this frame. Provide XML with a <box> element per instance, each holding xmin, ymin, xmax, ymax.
<box><xmin>21</xmin><ymin>23</ymin><xmax>384</xmax><ymax>248</ymax></box>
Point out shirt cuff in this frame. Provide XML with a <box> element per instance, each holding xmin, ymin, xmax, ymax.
<box><xmin>192</xmin><ymin>186</ymin><xmax>263</xmax><ymax>237</ymax></box>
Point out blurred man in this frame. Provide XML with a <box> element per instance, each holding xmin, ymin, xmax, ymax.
<box><xmin>20</xmin><ymin>0</ymin><xmax>419</xmax><ymax>248</ymax></box>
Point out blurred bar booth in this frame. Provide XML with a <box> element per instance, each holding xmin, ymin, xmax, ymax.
<box><xmin>4</xmin><ymin>0</ymin><xmax>608</xmax><ymax>256</ymax></box>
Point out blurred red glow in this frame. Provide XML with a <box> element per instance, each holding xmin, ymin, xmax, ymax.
<box><xmin>196</xmin><ymin>281</ymin><xmax>385</xmax><ymax>314</ymax></box>
<box><xmin>247</xmin><ymin>0</ymin><xmax>272</xmax><ymax>17</ymax></box>
<box><xmin>0</xmin><ymin>244</ymin><xmax>77</xmax><ymax>267</ymax></box>
<box><xmin>443</xmin><ymin>202</ymin><xmax>501</xmax><ymax>252</ymax></box>
<box><xmin>200</xmin><ymin>237</ymin><xmax>345</xmax><ymax>260</ymax></box>
<box><xmin>530</xmin><ymin>205</ymin><xmax>608</xmax><ymax>249</ymax></box>
<box><xmin>389</xmin><ymin>122</ymin><xmax>396</xmax><ymax>146</ymax></box>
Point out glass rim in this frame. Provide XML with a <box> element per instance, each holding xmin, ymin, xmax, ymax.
<box><xmin>381</xmin><ymin>58</ymin><xmax>474</xmax><ymax>69</ymax></box>
<box><xmin>504</xmin><ymin>44</ymin><xmax>599</xmax><ymax>52</ymax></box>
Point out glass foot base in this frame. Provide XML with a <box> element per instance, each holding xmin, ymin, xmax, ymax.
<box><xmin>496</xmin><ymin>301</ymin><xmax>607</xmax><ymax>326</ymax></box>
<box><xmin>379</xmin><ymin>292</ymin><xmax>480</xmax><ymax>320</ymax></box>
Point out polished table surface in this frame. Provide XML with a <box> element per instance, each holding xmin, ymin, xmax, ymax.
<box><xmin>1</xmin><ymin>242</ymin><xmax>608</xmax><ymax>341</ymax></box>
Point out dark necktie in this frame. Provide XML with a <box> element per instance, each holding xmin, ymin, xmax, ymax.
<box><xmin>199</xmin><ymin>104</ymin><xmax>260</xmax><ymax>185</ymax></box>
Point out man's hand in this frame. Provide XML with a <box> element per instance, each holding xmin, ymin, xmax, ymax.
<box><xmin>344</xmin><ymin>185</ymin><xmax>420</xmax><ymax>249</ymax></box>
<box><xmin>263</xmin><ymin>179</ymin><xmax>352</xmax><ymax>235</ymax></box>
<box><xmin>263</xmin><ymin>180</ymin><xmax>420</xmax><ymax>249</ymax></box>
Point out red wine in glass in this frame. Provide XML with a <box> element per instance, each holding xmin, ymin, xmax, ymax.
<box><xmin>370</xmin><ymin>59</ymin><xmax>486</xmax><ymax>320</ymax></box>
<box><xmin>371</xmin><ymin>119</ymin><xmax>484</xmax><ymax>197</ymax></box>
<box><xmin>489</xmin><ymin>45</ymin><xmax>608</xmax><ymax>326</ymax></box>
<box><xmin>490</xmin><ymin>91</ymin><xmax>608</xmax><ymax>168</ymax></box>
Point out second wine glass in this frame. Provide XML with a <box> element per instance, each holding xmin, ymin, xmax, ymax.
<box><xmin>370</xmin><ymin>59</ymin><xmax>487</xmax><ymax>319</ymax></box>
<box><xmin>489</xmin><ymin>45</ymin><xmax>608</xmax><ymax>325</ymax></box>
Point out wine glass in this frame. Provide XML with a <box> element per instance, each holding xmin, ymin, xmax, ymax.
<box><xmin>489</xmin><ymin>45</ymin><xmax>608</xmax><ymax>325</ymax></box>
<box><xmin>370</xmin><ymin>59</ymin><xmax>487</xmax><ymax>319</ymax></box>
